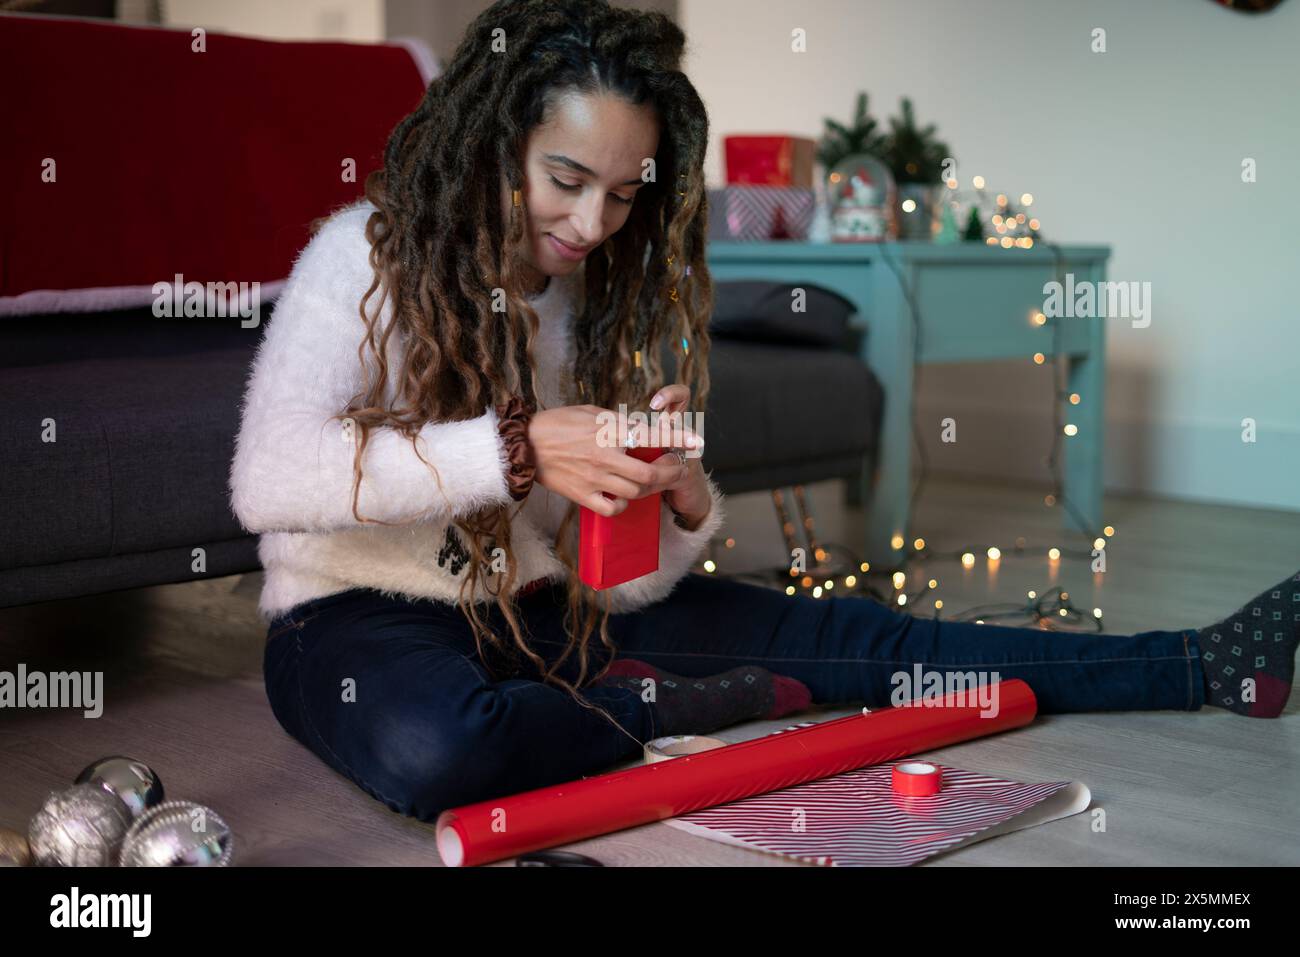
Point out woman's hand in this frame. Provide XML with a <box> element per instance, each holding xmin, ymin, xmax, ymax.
<box><xmin>645</xmin><ymin>384</ymin><xmax>712</xmax><ymax>530</ymax></box>
<box><xmin>527</xmin><ymin>399</ymin><xmax>706</xmax><ymax>518</ymax></box>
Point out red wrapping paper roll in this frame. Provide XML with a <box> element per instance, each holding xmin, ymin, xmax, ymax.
<box><xmin>435</xmin><ymin>678</ymin><xmax>1038</xmax><ymax>866</ymax></box>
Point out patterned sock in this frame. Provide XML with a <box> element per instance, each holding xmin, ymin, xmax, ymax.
<box><xmin>1196</xmin><ymin>570</ymin><xmax>1299</xmax><ymax>718</ymax></box>
<box><xmin>591</xmin><ymin>658</ymin><xmax>812</xmax><ymax>736</ymax></box>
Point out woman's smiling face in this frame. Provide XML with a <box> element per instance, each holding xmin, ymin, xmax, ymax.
<box><xmin>501</xmin><ymin>89</ymin><xmax>660</xmax><ymax>295</ymax></box>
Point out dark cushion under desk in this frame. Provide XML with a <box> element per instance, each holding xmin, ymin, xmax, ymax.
<box><xmin>708</xmin><ymin>280</ymin><xmax>858</xmax><ymax>350</ymax></box>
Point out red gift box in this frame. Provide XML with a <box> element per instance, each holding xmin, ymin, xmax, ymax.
<box><xmin>724</xmin><ymin>135</ymin><xmax>816</xmax><ymax>187</ymax></box>
<box><xmin>579</xmin><ymin>445</ymin><xmax>665</xmax><ymax>590</ymax></box>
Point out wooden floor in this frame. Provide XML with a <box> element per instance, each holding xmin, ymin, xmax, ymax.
<box><xmin>2</xmin><ymin>474</ymin><xmax>1297</xmax><ymax>866</ymax></box>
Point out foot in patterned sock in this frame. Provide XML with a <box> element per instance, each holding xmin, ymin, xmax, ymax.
<box><xmin>591</xmin><ymin>658</ymin><xmax>812</xmax><ymax>736</ymax></box>
<box><xmin>1196</xmin><ymin>570</ymin><xmax>1299</xmax><ymax>718</ymax></box>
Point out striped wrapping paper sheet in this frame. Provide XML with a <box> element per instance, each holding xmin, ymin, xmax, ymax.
<box><xmin>664</xmin><ymin>723</ymin><xmax>1092</xmax><ymax>866</ymax></box>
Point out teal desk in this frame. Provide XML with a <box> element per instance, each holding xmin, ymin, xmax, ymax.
<box><xmin>706</xmin><ymin>240</ymin><xmax>1112</xmax><ymax>566</ymax></box>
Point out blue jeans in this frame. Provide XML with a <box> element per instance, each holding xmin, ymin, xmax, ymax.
<box><xmin>263</xmin><ymin>572</ymin><xmax>1204</xmax><ymax>822</ymax></box>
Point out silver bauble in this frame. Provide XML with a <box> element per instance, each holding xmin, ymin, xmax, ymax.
<box><xmin>74</xmin><ymin>755</ymin><xmax>164</xmax><ymax>820</ymax></box>
<box><xmin>28</xmin><ymin>784</ymin><xmax>134</xmax><ymax>866</ymax></box>
<box><xmin>119</xmin><ymin>800</ymin><xmax>233</xmax><ymax>867</ymax></box>
<box><xmin>0</xmin><ymin>826</ymin><xmax>33</xmax><ymax>866</ymax></box>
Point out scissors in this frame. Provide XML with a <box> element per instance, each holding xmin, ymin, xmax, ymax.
<box><xmin>515</xmin><ymin>850</ymin><xmax>605</xmax><ymax>867</ymax></box>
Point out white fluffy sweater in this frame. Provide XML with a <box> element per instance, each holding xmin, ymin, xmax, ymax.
<box><xmin>229</xmin><ymin>199</ymin><xmax>726</xmax><ymax>623</ymax></box>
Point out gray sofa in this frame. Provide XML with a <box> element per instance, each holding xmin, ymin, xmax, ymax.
<box><xmin>0</xmin><ymin>285</ymin><xmax>883</xmax><ymax>608</ymax></box>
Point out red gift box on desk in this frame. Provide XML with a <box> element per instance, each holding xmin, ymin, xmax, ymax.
<box><xmin>579</xmin><ymin>446</ymin><xmax>665</xmax><ymax>590</ymax></box>
<box><xmin>723</xmin><ymin>135</ymin><xmax>816</xmax><ymax>187</ymax></box>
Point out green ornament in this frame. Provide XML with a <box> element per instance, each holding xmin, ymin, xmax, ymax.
<box><xmin>935</xmin><ymin>204</ymin><xmax>960</xmax><ymax>245</ymax></box>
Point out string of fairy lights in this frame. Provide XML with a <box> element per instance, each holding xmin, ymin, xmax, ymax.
<box><xmin>697</xmin><ymin>179</ymin><xmax>1115</xmax><ymax>632</ymax></box>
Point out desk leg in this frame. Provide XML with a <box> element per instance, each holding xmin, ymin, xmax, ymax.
<box><xmin>858</xmin><ymin>279</ymin><xmax>914</xmax><ymax>568</ymax></box>
<box><xmin>1062</xmin><ymin>282</ymin><xmax>1106</xmax><ymax>537</ymax></box>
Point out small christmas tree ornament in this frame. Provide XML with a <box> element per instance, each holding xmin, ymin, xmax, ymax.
<box><xmin>28</xmin><ymin>783</ymin><xmax>134</xmax><ymax>866</ymax></box>
<box><xmin>934</xmin><ymin>202</ymin><xmax>960</xmax><ymax>244</ymax></box>
<box><xmin>118</xmin><ymin>800</ymin><xmax>233</xmax><ymax>867</ymax></box>
<box><xmin>74</xmin><ymin>756</ymin><xmax>164</xmax><ymax>821</ymax></box>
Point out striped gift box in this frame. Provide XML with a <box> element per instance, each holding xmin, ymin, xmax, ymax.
<box><xmin>708</xmin><ymin>185</ymin><xmax>816</xmax><ymax>241</ymax></box>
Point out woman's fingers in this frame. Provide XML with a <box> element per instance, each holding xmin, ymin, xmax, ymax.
<box><xmin>651</xmin><ymin>452</ymin><xmax>691</xmax><ymax>488</ymax></box>
<box><xmin>595</xmin><ymin>472</ymin><xmax>645</xmax><ymax>502</ymax></box>
<box><xmin>653</xmin><ymin>414</ymin><xmax>702</xmax><ymax>450</ymax></box>
<box><xmin>650</xmin><ymin>383</ymin><xmax>691</xmax><ymax>413</ymax></box>
<box><xmin>583</xmin><ymin>456</ymin><xmax>687</xmax><ymax>515</ymax></box>
<box><xmin>648</xmin><ymin>386</ymin><xmax>702</xmax><ymax>449</ymax></box>
<box><xmin>604</xmin><ymin>454</ymin><xmax>689</xmax><ymax>496</ymax></box>
<box><xmin>624</xmin><ymin>416</ymin><xmax>703</xmax><ymax>451</ymax></box>
<box><xmin>586</xmin><ymin>490</ymin><xmax>629</xmax><ymax>517</ymax></box>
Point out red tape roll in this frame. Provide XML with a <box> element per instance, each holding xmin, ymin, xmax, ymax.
<box><xmin>891</xmin><ymin>761</ymin><xmax>944</xmax><ymax>796</ymax></box>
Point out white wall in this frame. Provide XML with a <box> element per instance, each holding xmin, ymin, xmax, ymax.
<box><xmin>163</xmin><ymin>0</ymin><xmax>384</xmax><ymax>41</ymax></box>
<box><xmin>682</xmin><ymin>0</ymin><xmax>1300</xmax><ymax>512</ymax></box>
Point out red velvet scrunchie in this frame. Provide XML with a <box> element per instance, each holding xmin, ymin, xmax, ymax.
<box><xmin>495</xmin><ymin>395</ymin><xmax>538</xmax><ymax>502</ymax></box>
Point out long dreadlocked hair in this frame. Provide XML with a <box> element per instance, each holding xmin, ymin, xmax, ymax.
<box><xmin>312</xmin><ymin>0</ymin><xmax>714</xmax><ymax>743</ymax></box>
